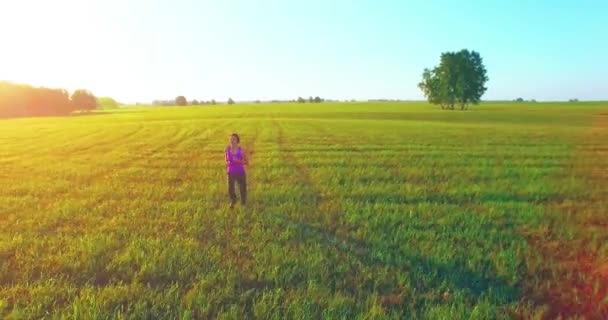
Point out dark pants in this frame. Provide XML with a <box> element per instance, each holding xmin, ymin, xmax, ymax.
<box><xmin>228</xmin><ymin>173</ymin><xmax>247</xmax><ymax>204</ymax></box>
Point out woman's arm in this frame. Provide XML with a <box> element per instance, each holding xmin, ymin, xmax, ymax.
<box><xmin>225</xmin><ymin>149</ymin><xmax>235</xmax><ymax>165</ymax></box>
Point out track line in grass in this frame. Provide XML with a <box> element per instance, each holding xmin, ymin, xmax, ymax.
<box><xmin>522</xmin><ymin>112</ymin><xmax>608</xmax><ymax>319</ymax></box>
<box><xmin>272</xmin><ymin>119</ymin><xmax>366</xmax><ymax>233</ymax></box>
<box><xmin>265</xmin><ymin>120</ymin><xmax>522</xmax><ymax>316</ymax></box>
<box><xmin>205</xmin><ymin>122</ymin><xmax>264</xmax><ymax>319</ymax></box>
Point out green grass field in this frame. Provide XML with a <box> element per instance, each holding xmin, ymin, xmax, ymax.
<box><xmin>1</xmin><ymin>102</ymin><xmax>607</xmax><ymax>319</ymax></box>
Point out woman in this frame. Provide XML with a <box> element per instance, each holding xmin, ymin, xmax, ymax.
<box><xmin>225</xmin><ymin>133</ymin><xmax>248</xmax><ymax>208</ymax></box>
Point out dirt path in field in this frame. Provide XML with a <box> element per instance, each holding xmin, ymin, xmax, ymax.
<box><xmin>522</xmin><ymin>112</ymin><xmax>608</xmax><ymax>319</ymax></box>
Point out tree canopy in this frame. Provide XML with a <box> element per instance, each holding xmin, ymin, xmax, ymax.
<box><xmin>175</xmin><ymin>96</ymin><xmax>188</xmax><ymax>106</ymax></box>
<box><xmin>97</xmin><ymin>97</ymin><xmax>120</xmax><ymax>109</ymax></box>
<box><xmin>71</xmin><ymin>90</ymin><xmax>98</xmax><ymax>112</ymax></box>
<box><xmin>0</xmin><ymin>82</ymin><xmax>103</xmax><ymax>118</ymax></box>
<box><xmin>418</xmin><ymin>49</ymin><xmax>488</xmax><ymax>110</ymax></box>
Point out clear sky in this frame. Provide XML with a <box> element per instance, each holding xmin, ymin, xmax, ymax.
<box><xmin>1</xmin><ymin>0</ymin><xmax>607</xmax><ymax>103</ymax></box>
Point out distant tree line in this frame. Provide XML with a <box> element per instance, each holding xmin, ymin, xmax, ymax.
<box><xmin>152</xmin><ymin>96</ymin><xmax>328</xmax><ymax>106</ymax></box>
<box><xmin>152</xmin><ymin>97</ymin><xmax>236</xmax><ymax>106</ymax></box>
<box><xmin>297</xmin><ymin>96</ymin><xmax>324</xmax><ymax>103</ymax></box>
<box><xmin>0</xmin><ymin>81</ymin><xmax>99</xmax><ymax>118</ymax></box>
<box><xmin>150</xmin><ymin>95</ymin><xmax>331</xmax><ymax>106</ymax></box>
<box><xmin>514</xmin><ymin>98</ymin><xmax>537</xmax><ymax>103</ymax></box>
<box><xmin>368</xmin><ymin>99</ymin><xmax>411</xmax><ymax>102</ymax></box>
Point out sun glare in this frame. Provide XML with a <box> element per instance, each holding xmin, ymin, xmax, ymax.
<box><xmin>0</xmin><ymin>1</ymin><xmax>106</xmax><ymax>90</ymax></box>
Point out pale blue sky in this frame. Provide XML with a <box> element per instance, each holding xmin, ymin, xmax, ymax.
<box><xmin>1</xmin><ymin>0</ymin><xmax>607</xmax><ymax>102</ymax></box>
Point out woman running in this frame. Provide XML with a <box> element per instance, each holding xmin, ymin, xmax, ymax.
<box><xmin>225</xmin><ymin>133</ymin><xmax>248</xmax><ymax>208</ymax></box>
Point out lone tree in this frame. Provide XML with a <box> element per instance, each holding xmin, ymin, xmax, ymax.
<box><xmin>227</xmin><ymin>98</ymin><xmax>235</xmax><ymax>105</ymax></box>
<box><xmin>418</xmin><ymin>49</ymin><xmax>488</xmax><ymax>110</ymax></box>
<box><xmin>297</xmin><ymin>97</ymin><xmax>306</xmax><ymax>103</ymax></box>
<box><xmin>71</xmin><ymin>89</ymin><xmax>97</xmax><ymax>112</ymax></box>
<box><xmin>191</xmin><ymin>99</ymin><xmax>199</xmax><ymax>105</ymax></box>
<box><xmin>175</xmin><ymin>96</ymin><xmax>187</xmax><ymax>106</ymax></box>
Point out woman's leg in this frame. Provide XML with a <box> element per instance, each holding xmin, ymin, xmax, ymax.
<box><xmin>228</xmin><ymin>173</ymin><xmax>237</xmax><ymax>206</ymax></box>
<box><xmin>238</xmin><ymin>173</ymin><xmax>247</xmax><ymax>204</ymax></box>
